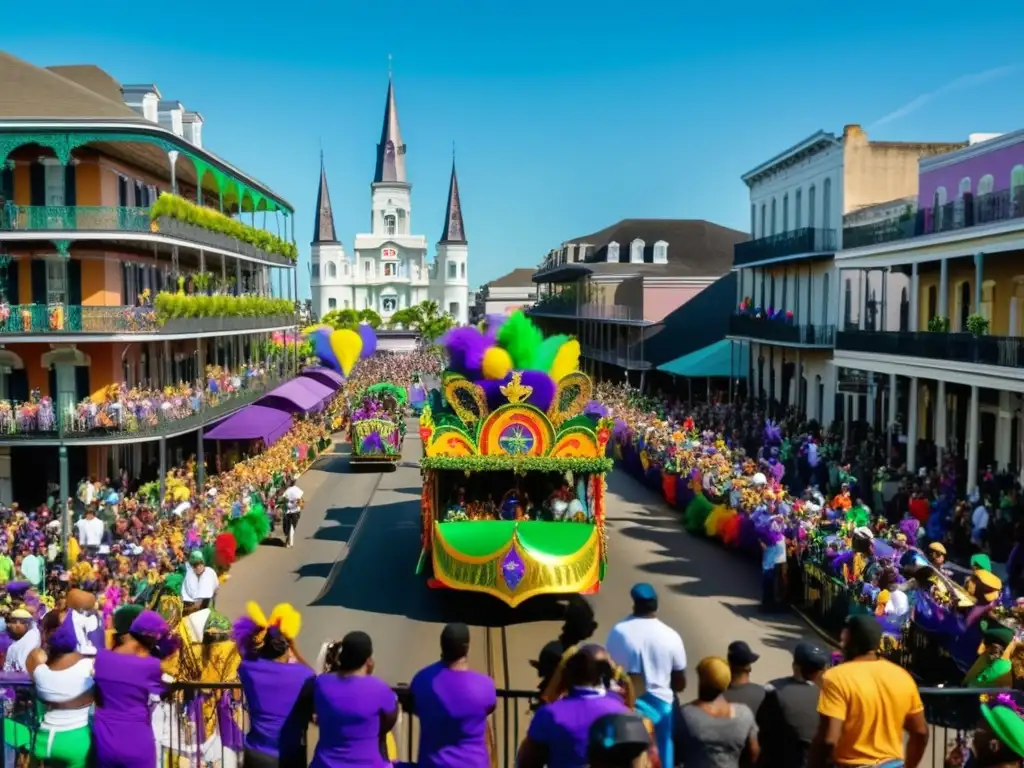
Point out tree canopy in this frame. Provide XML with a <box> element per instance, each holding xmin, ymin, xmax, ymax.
<box><xmin>387</xmin><ymin>300</ymin><xmax>455</xmax><ymax>342</ymax></box>
<box><xmin>320</xmin><ymin>308</ymin><xmax>382</xmax><ymax>330</ymax></box>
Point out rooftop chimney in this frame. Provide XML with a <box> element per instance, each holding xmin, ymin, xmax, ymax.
<box><xmin>182</xmin><ymin>112</ymin><xmax>204</xmax><ymax>148</ymax></box>
<box><xmin>157</xmin><ymin>100</ymin><xmax>185</xmax><ymax>137</ymax></box>
<box><xmin>121</xmin><ymin>84</ymin><xmax>162</xmax><ymax>123</ymax></box>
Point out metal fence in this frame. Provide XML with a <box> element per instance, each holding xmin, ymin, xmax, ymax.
<box><xmin>0</xmin><ymin>678</ymin><xmax>1004</xmax><ymax>767</ymax></box>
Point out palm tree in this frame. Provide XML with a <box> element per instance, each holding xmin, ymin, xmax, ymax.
<box><xmin>388</xmin><ymin>300</ymin><xmax>454</xmax><ymax>341</ymax></box>
<box><xmin>321</xmin><ymin>307</ymin><xmax>382</xmax><ymax>330</ymax></box>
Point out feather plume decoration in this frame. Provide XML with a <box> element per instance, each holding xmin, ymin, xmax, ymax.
<box><xmin>520</xmin><ymin>370</ymin><xmax>556</xmax><ymax>411</ymax></box>
<box><xmin>267</xmin><ymin>603</ymin><xmax>302</xmax><ymax>640</ymax></box>
<box><xmin>442</xmin><ymin>327</ymin><xmax>490</xmax><ymax>379</ymax></box>
<box><xmin>244</xmin><ymin>508</ymin><xmax>271</xmax><ymax>544</ymax></box>
<box><xmin>214</xmin><ymin>533</ymin><xmax>237</xmax><ymax>567</ymax></box>
<box><xmin>246</xmin><ymin>601</ymin><xmax>269</xmax><ymax>628</ymax></box>
<box><xmin>497</xmin><ymin>311</ymin><xmax>543</xmax><ymax>370</ymax></box>
<box><xmin>530</xmin><ymin>334</ymin><xmax>571</xmax><ymax>373</ymax></box>
<box><xmin>549</xmin><ymin>339</ymin><xmax>580</xmax><ymax>382</ymax></box>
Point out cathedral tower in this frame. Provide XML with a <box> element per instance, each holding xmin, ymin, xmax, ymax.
<box><xmin>435</xmin><ymin>159</ymin><xmax>469</xmax><ymax>325</ymax></box>
<box><xmin>309</xmin><ymin>153</ymin><xmax>350</xmax><ymax>316</ymax></box>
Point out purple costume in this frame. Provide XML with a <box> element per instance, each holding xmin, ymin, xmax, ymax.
<box><xmin>92</xmin><ymin>649</ymin><xmax>164</xmax><ymax>767</ymax></box>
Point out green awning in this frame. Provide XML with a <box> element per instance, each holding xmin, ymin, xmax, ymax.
<box><xmin>657</xmin><ymin>339</ymin><xmax>749</xmax><ymax>378</ymax></box>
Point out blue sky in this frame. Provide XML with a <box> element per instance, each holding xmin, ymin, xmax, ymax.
<box><xmin>6</xmin><ymin>1</ymin><xmax>1024</xmax><ymax>299</ymax></box>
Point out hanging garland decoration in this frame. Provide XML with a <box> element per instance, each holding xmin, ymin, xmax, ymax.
<box><xmin>419</xmin><ymin>455</ymin><xmax>613</xmax><ymax>476</ymax></box>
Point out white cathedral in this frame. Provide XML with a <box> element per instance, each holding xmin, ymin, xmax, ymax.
<box><xmin>309</xmin><ymin>76</ymin><xmax>470</xmax><ymax>326</ymax></box>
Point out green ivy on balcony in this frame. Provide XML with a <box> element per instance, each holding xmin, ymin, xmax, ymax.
<box><xmin>150</xmin><ymin>194</ymin><xmax>298</xmax><ymax>262</ymax></box>
<box><xmin>153</xmin><ymin>292</ymin><xmax>294</xmax><ymax>322</ymax></box>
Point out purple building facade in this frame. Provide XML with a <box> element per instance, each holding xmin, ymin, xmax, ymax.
<box><xmin>918</xmin><ymin>129</ymin><xmax>1024</xmax><ymax>211</ymax></box>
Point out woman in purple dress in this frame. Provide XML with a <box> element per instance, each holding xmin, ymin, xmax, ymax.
<box><xmin>234</xmin><ymin>602</ymin><xmax>316</xmax><ymax>767</ymax></box>
<box><xmin>92</xmin><ymin>607</ymin><xmax>178</xmax><ymax>768</ymax></box>
<box><xmin>310</xmin><ymin>631</ymin><xmax>399</xmax><ymax>768</ymax></box>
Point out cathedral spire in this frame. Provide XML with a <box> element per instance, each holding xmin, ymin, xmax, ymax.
<box><xmin>312</xmin><ymin>152</ymin><xmax>338</xmax><ymax>244</ymax></box>
<box><xmin>439</xmin><ymin>159</ymin><xmax>466</xmax><ymax>244</ymax></box>
<box><xmin>373</xmin><ymin>74</ymin><xmax>407</xmax><ymax>184</ymax></box>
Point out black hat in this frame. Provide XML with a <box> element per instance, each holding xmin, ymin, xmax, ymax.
<box><xmin>588</xmin><ymin>713</ymin><xmax>651</xmax><ymax>763</ymax></box>
<box><xmin>727</xmin><ymin>641</ymin><xmax>760</xmax><ymax>667</ymax></box>
<box><xmin>793</xmin><ymin>641</ymin><xmax>828</xmax><ymax>670</ymax></box>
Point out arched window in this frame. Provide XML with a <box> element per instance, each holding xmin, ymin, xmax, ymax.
<box><xmin>958</xmin><ymin>281</ymin><xmax>972</xmax><ymax>330</ymax></box>
<box><xmin>384</xmin><ymin>214</ymin><xmax>396</xmax><ymax>236</ymax></box>
<box><xmin>900</xmin><ymin>287</ymin><xmax>909</xmax><ymax>331</ymax></box>
<box><xmin>653</xmin><ymin>241</ymin><xmax>668</xmax><ymax>264</ymax></box>
<box><xmin>770</xmin><ymin>199</ymin><xmax>777</xmax><ymax>235</ymax></box>
<box><xmin>822</xmin><ymin>178</ymin><xmax>832</xmax><ymax>229</ymax></box>
<box><xmin>630</xmin><ymin>239</ymin><xmax>645</xmax><ymax>263</ymax></box>
<box><xmin>821</xmin><ymin>272</ymin><xmax>830</xmax><ymax>326</ymax></box>
<box><xmin>1012</xmin><ymin>166</ymin><xmax>1024</xmax><ymax>212</ymax></box>
<box><xmin>448</xmin><ymin>261</ymin><xmax>457</xmax><ymax>279</ymax></box>
<box><xmin>795</xmin><ymin>189</ymin><xmax>803</xmax><ymax>229</ymax></box>
<box><xmin>808</xmin><ymin>185</ymin><xmax>816</xmax><ymax>230</ymax></box>
<box><xmin>326</xmin><ymin>262</ymin><xmax>337</xmax><ymax>278</ymax></box>
<box><xmin>760</xmin><ymin>204</ymin><xmax>766</xmax><ymax>237</ymax></box>
<box><xmin>782</xmin><ymin>193</ymin><xmax>789</xmax><ymax>232</ymax></box>
<box><xmin>328</xmin><ymin>297</ymin><xmax>337</xmax><ymax>309</ymax></box>
<box><xmin>460</xmin><ymin>262</ymin><xmax>466</xmax><ymax>279</ymax></box>
<box><xmin>843</xmin><ymin>278</ymin><xmax>853</xmax><ymax>328</ymax></box>
<box><xmin>978</xmin><ymin>174</ymin><xmax>995</xmax><ymax>196</ymax></box>
<box><xmin>934</xmin><ymin>187</ymin><xmax>949</xmax><ymax>231</ymax></box>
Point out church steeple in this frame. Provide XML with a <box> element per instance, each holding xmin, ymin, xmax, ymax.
<box><xmin>312</xmin><ymin>152</ymin><xmax>338</xmax><ymax>244</ymax></box>
<box><xmin>373</xmin><ymin>75</ymin><xmax>407</xmax><ymax>184</ymax></box>
<box><xmin>439</xmin><ymin>160</ymin><xmax>466</xmax><ymax>244</ymax></box>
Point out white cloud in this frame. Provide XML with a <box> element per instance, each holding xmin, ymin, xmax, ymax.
<box><xmin>870</xmin><ymin>65</ymin><xmax>1021</xmax><ymax>128</ymax></box>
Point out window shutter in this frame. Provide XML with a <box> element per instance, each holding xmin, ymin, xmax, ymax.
<box><xmin>0</xmin><ymin>166</ymin><xmax>12</xmax><ymax>202</ymax></box>
<box><xmin>29</xmin><ymin>163</ymin><xmax>45</xmax><ymax>207</ymax></box>
<box><xmin>5</xmin><ymin>260</ymin><xmax>19</xmax><ymax>304</ymax></box>
<box><xmin>117</xmin><ymin>177</ymin><xmax>128</xmax><ymax>207</ymax></box>
<box><xmin>75</xmin><ymin>365</ymin><xmax>90</xmax><ymax>403</ymax></box>
<box><xmin>64</xmin><ymin>164</ymin><xmax>77</xmax><ymax>207</ymax></box>
<box><xmin>48</xmin><ymin>366</ymin><xmax>57</xmax><ymax>400</ymax></box>
<box><xmin>31</xmin><ymin>260</ymin><xmax>46</xmax><ymax>305</ymax></box>
<box><xmin>67</xmin><ymin>259</ymin><xmax>82</xmax><ymax>306</ymax></box>
<box><xmin>8</xmin><ymin>369</ymin><xmax>28</xmax><ymax>403</ymax></box>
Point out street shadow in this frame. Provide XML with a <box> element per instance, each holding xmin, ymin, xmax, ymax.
<box><xmin>310</xmin><ymin>455</ymin><xmax>351</xmax><ymax>474</ymax></box>
<box><xmin>310</xmin><ymin>495</ymin><xmax>563</xmax><ymax>627</ymax></box>
<box><xmin>390</xmin><ymin>487</ymin><xmax>424</xmax><ymax>496</ymax></box>
<box><xmin>294</xmin><ymin>561</ymin><xmax>334</xmax><ymax>580</ymax></box>
<box><xmin>312</xmin><ymin>506</ymin><xmax>365</xmax><ymax>543</ymax></box>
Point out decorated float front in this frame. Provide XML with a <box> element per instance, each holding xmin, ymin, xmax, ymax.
<box><xmin>416</xmin><ymin>312</ymin><xmax>614</xmax><ymax>607</ymax></box>
<box><xmin>350</xmin><ymin>383</ymin><xmax>406</xmax><ymax>464</ymax></box>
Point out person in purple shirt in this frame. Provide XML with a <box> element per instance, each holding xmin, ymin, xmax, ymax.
<box><xmin>311</xmin><ymin>631</ymin><xmax>398</xmax><ymax>768</ymax></box>
<box><xmin>402</xmin><ymin>623</ymin><xmax>496</xmax><ymax>768</ymax></box>
<box><xmin>234</xmin><ymin>602</ymin><xmax>316</xmax><ymax>768</ymax></box>
<box><xmin>518</xmin><ymin>644</ymin><xmax>631</xmax><ymax>768</ymax></box>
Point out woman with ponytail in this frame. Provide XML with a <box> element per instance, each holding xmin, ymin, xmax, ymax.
<box><xmin>93</xmin><ymin>608</ymin><xmax>179</xmax><ymax>767</ymax></box>
<box><xmin>311</xmin><ymin>631</ymin><xmax>398</xmax><ymax>768</ymax></box>
<box><xmin>234</xmin><ymin>602</ymin><xmax>315</xmax><ymax>768</ymax></box>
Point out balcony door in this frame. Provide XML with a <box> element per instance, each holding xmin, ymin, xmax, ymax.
<box><xmin>46</xmin><ymin>260</ymin><xmax>67</xmax><ymax>306</ymax></box>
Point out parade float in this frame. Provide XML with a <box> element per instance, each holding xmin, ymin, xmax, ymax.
<box><xmin>350</xmin><ymin>382</ymin><xmax>406</xmax><ymax>464</ymax></box>
<box><xmin>416</xmin><ymin>312</ymin><xmax>614</xmax><ymax>607</ymax></box>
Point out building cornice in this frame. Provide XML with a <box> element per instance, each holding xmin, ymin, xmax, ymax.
<box><xmin>741</xmin><ymin>131</ymin><xmax>841</xmax><ymax>187</ymax></box>
<box><xmin>641</xmin><ymin>276</ymin><xmax>718</xmax><ymax>287</ymax></box>
<box><xmin>0</xmin><ymin>120</ymin><xmax>292</xmax><ymax>212</ymax></box>
<box><xmin>919</xmin><ymin>129</ymin><xmax>1024</xmax><ymax>173</ymax></box>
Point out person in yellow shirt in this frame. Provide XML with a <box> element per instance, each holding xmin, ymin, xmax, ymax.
<box><xmin>809</xmin><ymin>615</ymin><xmax>929</xmax><ymax>768</ymax></box>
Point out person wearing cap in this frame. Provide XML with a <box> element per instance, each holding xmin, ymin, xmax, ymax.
<box><xmin>674</xmin><ymin>656</ymin><xmax>759</xmax><ymax>766</ymax></box>
<box><xmin>181</xmin><ymin>549</ymin><xmax>218</xmax><ymax>610</ymax></box>
<box><xmin>973</xmin><ymin>691</ymin><xmax>1024</xmax><ymax>767</ymax></box>
<box><xmin>405</xmin><ymin>623</ymin><xmax>496</xmax><ymax>768</ymax></box>
<box><xmin>3</xmin><ymin>606</ymin><xmax>40</xmax><ymax>672</ymax></box>
<box><xmin>311</xmin><ymin>631</ymin><xmax>399</xmax><ymax>768</ymax></box>
<box><xmin>809</xmin><ymin>615</ymin><xmax>928</xmax><ymax>768</ymax></box>
<box><xmin>964</xmin><ymin>625</ymin><xmax>1016</xmax><ymax>689</ymax></box>
<box><xmin>925</xmin><ymin>541</ymin><xmax>946</xmax><ymax>569</ymax></box>
<box><xmin>756</xmin><ymin>642</ymin><xmax>828</xmax><ymax>767</ymax></box>
<box><xmin>724</xmin><ymin>640</ymin><xmax>765</xmax><ymax>716</ymax></box>
<box><xmin>606</xmin><ymin>583</ymin><xmax>686</xmax><ymax>768</ymax></box>
<box><xmin>587</xmin><ymin>713</ymin><xmax>653</xmax><ymax>768</ymax></box>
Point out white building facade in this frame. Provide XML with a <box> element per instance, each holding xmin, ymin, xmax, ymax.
<box><xmin>310</xmin><ymin>77</ymin><xmax>469</xmax><ymax>324</ymax></box>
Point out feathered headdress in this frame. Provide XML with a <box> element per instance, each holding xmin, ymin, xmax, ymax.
<box><xmin>232</xmin><ymin>601</ymin><xmax>301</xmax><ymax>656</ymax></box>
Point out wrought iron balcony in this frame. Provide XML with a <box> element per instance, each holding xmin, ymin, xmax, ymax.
<box><xmin>842</xmin><ymin>187</ymin><xmax>1024</xmax><ymax>249</ymax></box>
<box><xmin>0</xmin><ymin>374</ymin><xmax>285</xmax><ymax>443</ymax></box>
<box><xmin>836</xmin><ymin>329</ymin><xmax>1024</xmax><ymax>369</ymax></box>
<box><xmin>0</xmin><ymin>206</ymin><xmax>293</xmax><ymax>266</ymax></box>
<box><xmin>729</xmin><ymin>314</ymin><xmax>835</xmax><ymax>346</ymax></box>
<box><xmin>529</xmin><ymin>299</ymin><xmax>647</xmax><ymax>323</ymax></box>
<box><xmin>0</xmin><ymin>304</ymin><xmax>294</xmax><ymax>336</ymax></box>
<box><xmin>733</xmin><ymin>227</ymin><xmax>837</xmax><ymax>268</ymax></box>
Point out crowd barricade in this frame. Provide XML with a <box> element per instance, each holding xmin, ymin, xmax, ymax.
<box><xmin>0</xmin><ymin>679</ymin><xmax>1004</xmax><ymax>767</ymax></box>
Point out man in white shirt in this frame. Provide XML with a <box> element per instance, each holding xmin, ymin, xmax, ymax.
<box><xmin>4</xmin><ymin>609</ymin><xmax>40</xmax><ymax>672</ymax></box>
<box><xmin>972</xmin><ymin>498</ymin><xmax>990</xmax><ymax>548</ymax></box>
<box><xmin>282</xmin><ymin>480</ymin><xmax>304</xmax><ymax>549</ymax></box>
<box><xmin>181</xmin><ymin>551</ymin><xmax>219</xmax><ymax>609</ymax></box>
<box><xmin>606</xmin><ymin>583</ymin><xmax>686</xmax><ymax>768</ymax></box>
<box><xmin>74</xmin><ymin>508</ymin><xmax>105</xmax><ymax>554</ymax></box>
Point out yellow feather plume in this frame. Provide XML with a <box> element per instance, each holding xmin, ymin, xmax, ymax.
<box><xmin>268</xmin><ymin>603</ymin><xmax>302</xmax><ymax>640</ymax></box>
<box><xmin>481</xmin><ymin>346</ymin><xmax>513</xmax><ymax>381</ymax></box>
<box><xmin>549</xmin><ymin>339</ymin><xmax>580</xmax><ymax>382</ymax></box>
<box><xmin>246</xmin><ymin>601</ymin><xmax>269</xmax><ymax>628</ymax></box>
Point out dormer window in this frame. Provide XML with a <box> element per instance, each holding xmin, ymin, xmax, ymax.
<box><xmin>630</xmin><ymin>239</ymin><xmax>645</xmax><ymax>264</ymax></box>
<box><xmin>607</xmin><ymin>241</ymin><xmax>620</xmax><ymax>263</ymax></box>
<box><xmin>653</xmin><ymin>241</ymin><xmax>668</xmax><ymax>264</ymax></box>
<box><xmin>384</xmin><ymin>215</ymin><xmax>396</xmax><ymax>236</ymax></box>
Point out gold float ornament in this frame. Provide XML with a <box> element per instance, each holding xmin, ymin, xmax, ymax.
<box><xmin>499</xmin><ymin>371</ymin><xmax>532</xmax><ymax>404</ymax></box>
<box><xmin>444</xmin><ymin>377</ymin><xmax>488</xmax><ymax>425</ymax></box>
<box><xmin>478</xmin><ymin>405</ymin><xmax>553</xmax><ymax>457</ymax></box>
<box><xmin>550</xmin><ymin>429</ymin><xmax>600</xmax><ymax>458</ymax></box>
<box><xmin>426</xmin><ymin>427</ymin><xmax>477</xmax><ymax>457</ymax></box>
<box><xmin>548</xmin><ymin>372</ymin><xmax>593</xmax><ymax>427</ymax></box>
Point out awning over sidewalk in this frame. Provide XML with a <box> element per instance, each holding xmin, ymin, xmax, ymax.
<box><xmin>203</xmin><ymin>405</ymin><xmax>294</xmax><ymax>445</ymax></box>
<box><xmin>301</xmin><ymin>367</ymin><xmax>344</xmax><ymax>389</ymax></box>
<box><xmin>258</xmin><ymin>377</ymin><xmax>330</xmax><ymax>413</ymax></box>
<box><xmin>657</xmin><ymin>339</ymin><xmax>749</xmax><ymax>378</ymax></box>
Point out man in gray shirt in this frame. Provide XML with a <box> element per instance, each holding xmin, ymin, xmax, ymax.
<box><xmin>756</xmin><ymin>642</ymin><xmax>828</xmax><ymax>767</ymax></box>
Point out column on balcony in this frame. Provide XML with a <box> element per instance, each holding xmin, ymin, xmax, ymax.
<box><xmin>750</xmin><ymin>343</ymin><xmax>760</xmax><ymax>401</ymax></box>
<box><xmin>793</xmin><ymin>349</ymin><xmax>802</xmax><ymax>411</ymax></box>
<box><xmin>974</xmin><ymin>253</ymin><xmax>984</xmax><ymax>314</ymax></box>
<box><xmin>907</xmin><ymin>377</ymin><xmax>919</xmax><ymax>472</ymax></box>
<box><xmin>996</xmin><ymin>391</ymin><xmax>1012</xmax><ymax>471</ymax></box>
<box><xmin>888</xmin><ymin>373</ymin><xmax>897</xmax><ymax>458</ymax></box>
<box><xmin>858</xmin><ymin>270</ymin><xmax>867</xmax><ymax>331</ymax></box>
<box><xmin>910</xmin><ymin>263</ymin><xmax>919</xmax><ymax>332</ymax></box>
<box><xmin>935</xmin><ymin>381</ymin><xmax>947</xmax><ymax>457</ymax></box>
<box><xmin>807</xmin><ymin>368</ymin><xmax>819</xmax><ymax>425</ymax></box>
<box><xmin>167</xmin><ymin>150</ymin><xmax>179</xmax><ymax>195</ymax></box>
<box><xmin>822</xmin><ymin>364</ymin><xmax>837</xmax><ymax>426</ymax></box>
<box><xmin>197</xmin><ymin>427</ymin><xmax>206</xmax><ymax>495</ymax></box>
<box><xmin>967</xmin><ymin>385</ymin><xmax>980</xmax><ymax>492</ymax></box>
<box><xmin>158</xmin><ymin>436</ymin><xmax>167</xmax><ymax>502</ymax></box>
<box><xmin>938</xmin><ymin>258</ymin><xmax>949</xmax><ymax>321</ymax></box>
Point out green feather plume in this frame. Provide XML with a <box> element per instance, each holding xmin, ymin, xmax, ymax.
<box><xmin>227</xmin><ymin>517</ymin><xmax>260</xmax><ymax>555</ymax></box>
<box><xmin>530</xmin><ymin>334</ymin><xmax>570</xmax><ymax>372</ymax></box>
<box><xmin>497</xmin><ymin>311</ymin><xmax>543</xmax><ymax>370</ymax></box>
<box><xmin>245</xmin><ymin>508</ymin><xmax>271</xmax><ymax>543</ymax></box>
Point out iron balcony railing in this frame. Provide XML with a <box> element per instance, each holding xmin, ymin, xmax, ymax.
<box><xmin>0</xmin><ymin>205</ymin><xmax>293</xmax><ymax>266</ymax></box>
<box><xmin>729</xmin><ymin>314</ymin><xmax>836</xmax><ymax>346</ymax></box>
<box><xmin>836</xmin><ymin>329</ymin><xmax>1024</xmax><ymax>368</ymax></box>
<box><xmin>0</xmin><ymin>305</ymin><xmax>294</xmax><ymax>335</ymax></box>
<box><xmin>530</xmin><ymin>300</ymin><xmax>647</xmax><ymax>323</ymax></box>
<box><xmin>0</xmin><ymin>374</ymin><xmax>284</xmax><ymax>441</ymax></box>
<box><xmin>733</xmin><ymin>227</ymin><xmax>837</xmax><ymax>267</ymax></box>
<box><xmin>842</xmin><ymin>187</ymin><xmax>1024</xmax><ymax>249</ymax></box>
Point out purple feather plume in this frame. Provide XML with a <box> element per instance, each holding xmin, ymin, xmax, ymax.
<box><xmin>441</xmin><ymin>327</ymin><xmax>490</xmax><ymax>379</ymax></box>
<box><xmin>899</xmin><ymin>518</ymin><xmax>920</xmax><ymax>541</ymax></box>
<box><xmin>583</xmin><ymin>400</ymin><xmax>609</xmax><ymax>419</ymax></box>
<box><xmin>520</xmin><ymin>370</ymin><xmax>556</xmax><ymax>411</ymax></box>
<box><xmin>232</xmin><ymin>615</ymin><xmax>263</xmax><ymax>657</ymax></box>
<box><xmin>49</xmin><ymin>612</ymin><xmax>79</xmax><ymax>654</ymax></box>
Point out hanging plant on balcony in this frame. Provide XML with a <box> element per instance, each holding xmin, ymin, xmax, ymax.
<box><xmin>927</xmin><ymin>316</ymin><xmax>950</xmax><ymax>333</ymax></box>
<box><xmin>20</xmin><ymin>307</ymin><xmax>31</xmax><ymax>332</ymax></box>
<box><xmin>0</xmin><ymin>302</ymin><xmax>9</xmax><ymax>326</ymax></box>
<box><xmin>966</xmin><ymin>313</ymin><xmax>989</xmax><ymax>337</ymax></box>
<box><xmin>48</xmin><ymin>303</ymin><xmax>64</xmax><ymax>331</ymax></box>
